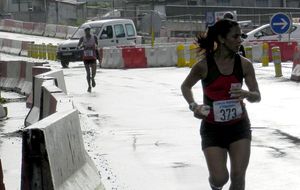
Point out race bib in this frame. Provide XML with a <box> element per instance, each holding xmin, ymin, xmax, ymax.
<box><xmin>213</xmin><ymin>99</ymin><xmax>243</xmax><ymax>122</ymax></box>
<box><xmin>84</xmin><ymin>50</ymin><xmax>95</xmax><ymax>57</ymax></box>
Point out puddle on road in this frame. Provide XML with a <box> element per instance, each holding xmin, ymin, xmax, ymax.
<box><xmin>252</xmin><ymin>126</ymin><xmax>300</xmax><ymax>158</ymax></box>
<box><xmin>171</xmin><ymin>162</ymin><xmax>191</xmax><ymax>169</ymax></box>
<box><xmin>273</xmin><ymin>129</ymin><xmax>300</xmax><ymax>145</ymax></box>
<box><xmin>252</xmin><ymin>144</ymin><xmax>286</xmax><ymax>158</ymax></box>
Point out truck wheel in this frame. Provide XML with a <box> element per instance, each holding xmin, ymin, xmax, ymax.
<box><xmin>61</xmin><ymin>61</ymin><xmax>69</xmax><ymax>68</ymax></box>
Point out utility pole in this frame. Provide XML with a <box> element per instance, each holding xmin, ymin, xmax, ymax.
<box><xmin>283</xmin><ymin>0</ymin><xmax>287</xmax><ymax>7</ymax></box>
<box><xmin>151</xmin><ymin>0</ymin><xmax>155</xmax><ymax>47</ymax></box>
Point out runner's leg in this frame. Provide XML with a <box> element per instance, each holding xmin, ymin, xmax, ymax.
<box><xmin>203</xmin><ymin>147</ymin><xmax>229</xmax><ymax>189</ymax></box>
<box><xmin>91</xmin><ymin>61</ymin><xmax>96</xmax><ymax>87</ymax></box>
<box><xmin>228</xmin><ymin>139</ymin><xmax>251</xmax><ymax>190</ymax></box>
<box><xmin>84</xmin><ymin>62</ymin><xmax>91</xmax><ymax>92</ymax></box>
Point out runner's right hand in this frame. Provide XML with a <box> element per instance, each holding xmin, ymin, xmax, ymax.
<box><xmin>193</xmin><ymin>105</ymin><xmax>210</xmax><ymax>119</ymax></box>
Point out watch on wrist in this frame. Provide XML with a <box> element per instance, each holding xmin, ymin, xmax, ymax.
<box><xmin>189</xmin><ymin>102</ymin><xmax>198</xmax><ymax>111</ymax></box>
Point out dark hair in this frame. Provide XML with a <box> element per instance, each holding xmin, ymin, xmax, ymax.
<box><xmin>223</xmin><ymin>12</ymin><xmax>234</xmax><ymax>19</ymax></box>
<box><xmin>197</xmin><ymin>19</ymin><xmax>239</xmax><ymax>55</ymax></box>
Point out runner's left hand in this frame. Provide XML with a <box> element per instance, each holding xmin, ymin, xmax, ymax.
<box><xmin>229</xmin><ymin>89</ymin><xmax>249</xmax><ymax>100</ymax></box>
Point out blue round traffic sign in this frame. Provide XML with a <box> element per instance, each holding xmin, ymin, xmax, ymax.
<box><xmin>270</xmin><ymin>12</ymin><xmax>292</xmax><ymax>34</ymax></box>
<box><xmin>206</xmin><ymin>12</ymin><xmax>215</xmax><ymax>27</ymax></box>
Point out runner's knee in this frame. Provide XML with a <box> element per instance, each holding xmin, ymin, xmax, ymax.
<box><xmin>210</xmin><ymin>172</ymin><xmax>229</xmax><ymax>187</ymax></box>
<box><xmin>230</xmin><ymin>170</ymin><xmax>245</xmax><ymax>184</ymax></box>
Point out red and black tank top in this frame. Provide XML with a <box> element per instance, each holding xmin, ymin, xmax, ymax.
<box><xmin>201</xmin><ymin>53</ymin><xmax>247</xmax><ymax>124</ymax></box>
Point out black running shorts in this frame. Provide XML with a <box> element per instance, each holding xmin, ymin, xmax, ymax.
<box><xmin>200</xmin><ymin>118</ymin><xmax>252</xmax><ymax>150</ymax></box>
<box><xmin>84</xmin><ymin>59</ymin><xmax>96</xmax><ymax>65</ymax></box>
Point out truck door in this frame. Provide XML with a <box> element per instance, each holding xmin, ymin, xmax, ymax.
<box><xmin>114</xmin><ymin>24</ymin><xmax>127</xmax><ymax>45</ymax></box>
<box><xmin>99</xmin><ymin>25</ymin><xmax>115</xmax><ymax>47</ymax></box>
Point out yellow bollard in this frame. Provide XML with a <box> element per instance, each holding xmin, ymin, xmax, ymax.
<box><xmin>42</xmin><ymin>43</ymin><xmax>47</xmax><ymax>59</ymax></box>
<box><xmin>189</xmin><ymin>43</ymin><xmax>198</xmax><ymax>68</ymax></box>
<box><xmin>27</xmin><ymin>43</ymin><xmax>33</xmax><ymax>58</ymax></box>
<box><xmin>37</xmin><ymin>44</ymin><xmax>42</xmax><ymax>59</ymax></box>
<box><xmin>177</xmin><ymin>44</ymin><xmax>186</xmax><ymax>67</ymax></box>
<box><xmin>52</xmin><ymin>45</ymin><xmax>58</xmax><ymax>61</ymax></box>
<box><xmin>244</xmin><ymin>46</ymin><xmax>253</xmax><ymax>61</ymax></box>
<box><xmin>272</xmin><ymin>46</ymin><xmax>282</xmax><ymax>77</ymax></box>
<box><xmin>30</xmin><ymin>44</ymin><xmax>35</xmax><ymax>58</ymax></box>
<box><xmin>32</xmin><ymin>44</ymin><xmax>38</xmax><ymax>58</ymax></box>
<box><xmin>261</xmin><ymin>42</ymin><xmax>269</xmax><ymax>66</ymax></box>
<box><xmin>46</xmin><ymin>44</ymin><xmax>51</xmax><ymax>60</ymax></box>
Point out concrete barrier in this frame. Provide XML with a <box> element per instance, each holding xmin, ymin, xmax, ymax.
<box><xmin>55</xmin><ymin>25</ymin><xmax>68</xmax><ymax>39</ymax></box>
<box><xmin>0</xmin><ymin>159</ymin><xmax>5</xmax><ymax>190</ymax></box>
<box><xmin>25</xmin><ymin>70</ymin><xmax>67</xmax><ymax>126</ymax></box>
<box><xmin>251</xmin><ymin>43</ymin><xmax>263</xmax><ymax>62</ymax></box>
<box><xmin>291</xmin><ymin>46</ymin><xmax>300</xmax><ymax>81</ymax></box>
<box><xmin>12</xmin><ymin>20</ymin><xmax>23</xmax><ymax>33</ymax></box>
<box><xmin>66</xmin><ymin>26</ymin><xmax>78</xmax><ymax>39</ymax></box>
<box><xmin>0</xmin><ymin>61</ymin><xmax>46</xmax><ymax>96</ymax></box>
<box><xmin>21</xmin><ymin>41</ymin><xmax>33</xmax><ymax>57</ymax></box>
<box><xmin>26</xmin><ymin>66</ymin><xmax>52</xmax><ymax>108</ymax></box>
<box><xmin>145</xmin><ymin>47</ymin><xmax>157</xmax><ymax>67</ymax></box>
<box><xmin>0</xmin><ymin>39</ymin><xmax>12</xmax><ymax>54</ymax></box>
<box><xmin>291</xmin><ymin>64</ymin><xmax>300</xmax><ymax>81</ymax></box>
<box><xmin>32</xmin><ymin>23</ymin><xmax>46</xmax><ymax>36</ymax></box>
<box><xmin>145</xmin><ymin>46</ymin><xmax>176</xmax><ymax>67</ymax></box>
<box><xmin>21</xmin><ymin>77</ymin><xmax>104</xmax><ymax>189</ymax></box>
<box><xmin>101</xmin><ymin>47</ymin><xmax>124</xmax><ymax>69</ymax></box>
<box><xmin>10</xmin><ymin>40</ymin><xmax>22</xmax><ymax>55</ymax></box>
<box><xmin>0</xmin><ymin>39</ymin><xmax>3</xmax><ymax>51</ymax></box>
<box><xmin>21</xmin><ymin>109</ymin><xmax>105</xmax><ymax>190</ymax></box>
<box><xmin>157</xmin><ymin>45</ymin><xmax>177</xmax><ymax>67</ymax></box>
<box><xmin>0</xmin><ymin>61</ymin><xmax>21</xmax><ymax>89</ymax></box>
<box><xmin>0</xmin><ymin>104</ymin><xmax>7</xmax><ymax>120</ymax></box>
<box><xmin>22</xmin><ymin>22</ymin><xmax>34</xmax><ymax>35</ymax></box>
<box><xmin>40</xmin><ymin>79</ymin><xmax>73</xmax><ymax>119</ymax></box>
<box><xmin>44</xmin><ymin>24</ymin><xmax>57</xmax><ymax>37</ymax></box>
<box><xmin>0</xmin><ymin>20</ymin><xmax>4</xmax><ymax>31</ymax></box>
<box><xmin>2</xmin><ymin>19</ymin><xmax>15</xmax><ymax>32</ymax></box>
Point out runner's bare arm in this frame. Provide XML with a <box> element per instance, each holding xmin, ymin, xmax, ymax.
<box><xmin>181</xmin><ymin>59</ymin><xmax>206</xmax><ymax>104</ymax></box>
<box><xmin>242</xmin><ymin>58</ymin><xmax>261</xmax><ymax>102</ymax></box>
<box><xmin>77</xmin><ymin>37</ymin><xmax>83</xmax><ymax>48</ymax></box>
<box><xmin>94</xmin><ymin>36</ymin><xmax>98</xmax><ymax>46</ymax></box>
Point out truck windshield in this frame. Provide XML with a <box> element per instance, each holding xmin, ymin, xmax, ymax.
<box><xmin>71</xmin><ymin>26</ymin><xmax>102</xmax><ymax>39</ymax></box>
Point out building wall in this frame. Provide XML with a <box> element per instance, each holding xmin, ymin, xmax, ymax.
<box><xmin>1</xmin><ymin>0</ymin><xmax>45</xmax><ymax>13</ymax></box>
<box><xmin>47</xmin><ymin>2</ymin><xmax>86</xmax><ymax>25</ymax></box>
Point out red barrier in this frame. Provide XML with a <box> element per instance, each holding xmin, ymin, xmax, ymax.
<box><xmin>22</xmin><ymin>22</ymin><xmax>34</xmax><ymax>34</ymax></box>
<box><xmin>267</xmin><ymin>41</ymin><xmax>298</xmax><ymax>62</ymax></box>
<box><xmin>19</xmin><ymin>61</ymin><xmax>27</xmax><ymax>79</ymax></box>
<box><xmin>122</xmin><ymin>47</ymin><xmax>147</xmax><ymax>68</ymax></box>
<box><xmin>0</xmin><ymin>159</ymin><xmax>5</xmax><ymax>190</ymax></box>
<box><xmin>3</xmin><ymin>19</ymin><xmax>15</xmax><ymax>32</ymax></box>
<box><xmin>27</xmin><ymin>66</ymin><xmax>51</xmax><ymax>108</ymax></box>
<box><xmin>0</xmin><ymin>61</ymin><xmax>8</xmax><ymax>78</ymax></box>
<box><xmin>32</xmin><ymin>23</ymin><xmax>45</xmax><ymax>36</ymax></box>
<box><xmin>13</xmin><ymin>20</ymin><xmax>23</xmax><ymax>33</ymax></box>
<box><xmin>32</xmin><ymin>66</ymin><xmax>51</xmax><ymax>76</ymax></box>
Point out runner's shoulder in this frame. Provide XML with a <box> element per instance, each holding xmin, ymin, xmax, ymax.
<box><xmin>192</xmin><ymin>57</ymin><xmax>207</xmax><ymax>77</ymax></box>
<box><xmin>240</xmin><ymin>55</ymin><xmax>254</xmax><ymax>71</ymax></box>
<box><xmin>195</xmin><ymin>57</ymin><xmax>207</xmax><ymax>69</ymax></box>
